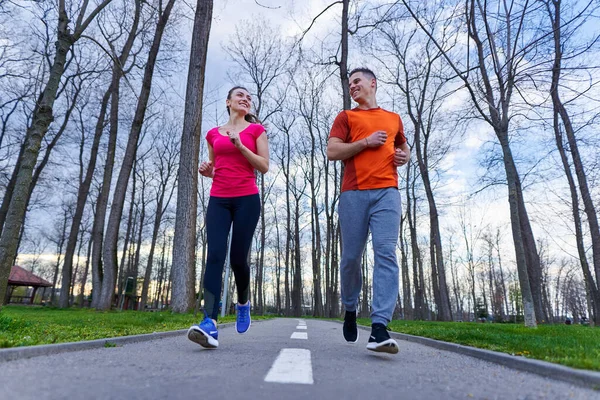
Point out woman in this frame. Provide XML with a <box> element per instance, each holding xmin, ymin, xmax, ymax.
<box><xmin>187</xmin><ymin>86</ymin><xmax>269</xmax><ymax>349</ymax></box>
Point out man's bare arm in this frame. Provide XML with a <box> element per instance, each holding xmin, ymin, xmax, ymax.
<box><xmin>327</xmin><ymin>137</ymin><xmax>367</xmax><ymax>161</ymax></box>
<box><xmin>327</xmin><ymin>130</ymin><xmax>387</xmax><ymax>161</ymax></box>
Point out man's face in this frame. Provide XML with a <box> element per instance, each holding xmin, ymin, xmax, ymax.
<box><xmin>349</xmin><ymin>72</ymin><xmax>376</xmax><ymax>103</ymax></box>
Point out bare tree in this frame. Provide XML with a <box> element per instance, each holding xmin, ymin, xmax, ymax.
<box><xmin>47</xmin><ymin>204</ymin><xmax>70</xmax><ymax>305</ymax></box>
<box><xmin>272</xmin><ymin>112</ymin><xmax>296</xmax><ymax>315</ymax></box>
<box><xmin>140</xmin><ymin>125</ymin><xmax>178</xmax><ymax>309</ymax></box>
<box><xmin>401</xmin><ymin>0</ymin><xmax>548</xmax><ymax>326</ymax></box>
<box><xmin>224</xmin><ymin>17</ymin><xmax>289</xmax><ymax>314</ymax></box>
<box><xmin>171</xmin><ymin>0</ymin><xmax>213</xmax><ymax>313</ymax></box>
<box><xmin>59</xmin><ymin>0</ymin><xmax>143</xmax><ymax>309</ymax></box>
<box><xmin>0</xmin><ymin>0</ymin><xmax>114</xmax><ymax>309</ymax></box>
<box><xmin>98</xmin><ymin>0</ymin><xmax>176</xmax><ymax>310</ymax></box>
<box><xmin>294</xmin><ymin>68</ymin><xmax>331</xmax><ymax>317</ymax></box>
<box><xmin>542</xmin><ymin>0</ymin><xmax>600</xmax><ymax>325</ymax></box>
<box><xmin>373</xmin><ymin>7</ymin><xmax>457</xmax><ymax>321</ymax></box>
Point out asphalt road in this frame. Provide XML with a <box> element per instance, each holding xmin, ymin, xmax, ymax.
<box><xmin>1</xmin><ymin>318</ymin><xmax>597</xmax><ymax>399</ymax></box>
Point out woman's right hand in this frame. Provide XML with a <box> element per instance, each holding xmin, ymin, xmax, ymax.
<box><xmin>198</xmin><ymin>161</ymin><xmax>213</xmax><ymax>178</ymax></box>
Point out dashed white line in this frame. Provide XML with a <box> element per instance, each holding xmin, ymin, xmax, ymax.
<box><xmin>264</xmin><ymin>348</ymin><xmax>313</xmax><ymax>385</ymax></box>
<box><xmin>296</xmin><ymin>325</ymin><xmax>307</xmax><ymax>330</ymax></box>
<box><xmin>291</xmin><ymin>332</ymin><xmax>308</xmax><ymax>339</ymax></box>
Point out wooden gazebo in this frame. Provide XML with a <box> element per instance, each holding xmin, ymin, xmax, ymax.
<box><xmin>4</xmin><ymin>265</ymin><xmax>52</xmax><ymax>305</ymax></box>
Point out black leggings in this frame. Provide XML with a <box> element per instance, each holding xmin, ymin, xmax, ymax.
<box><xmin>203</xmin><ymin>194</ymin><xmax>260</xmax><ymax>320</ymax></box>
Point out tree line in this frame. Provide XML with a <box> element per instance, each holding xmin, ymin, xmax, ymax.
<box><xmin>0</xmin><ymin>0</ymin><xmax>599</xmax><ymax>327</ymax></box>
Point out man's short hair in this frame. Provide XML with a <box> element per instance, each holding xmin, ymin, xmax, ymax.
<box><xmin>348</xmin><ymin>68</ymin><xmax>377</xmax><ymax>90</ymax></box>
<box><xmin>348</xmin><ymin>67</ymin><xmax>376</xmax><ymax>81</ymax></box>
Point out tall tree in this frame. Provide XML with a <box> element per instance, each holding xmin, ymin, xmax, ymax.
<box><xmin>59</xmin><ymin>0</ymin><xmax>142</xmax><ymax>308</ymax></box>
<box><xmin>224</xmin><ymin>18</ymin><xmax>289</xmax><ymax>314</ymax></box>
<box><xmin>0</xmin><ymin>0</ymin><xmax>113</xmax><ymax>309</ymax></box>
<box><xmin>402</xmin><ymin>0</ymin><xmax>544</xmax><ymax>326</ymax></box>
<box><xmin>140</xmin><ymin>127</ymin><xmax>178</xmax><ymax>309</ymax></box>
<box><xmin>374</xmin><ymin>8</ymin><xmax>456</xmax><ymax>321</ymax></box>
<box><xmin>543</xmin><ymin>0</ymin><xmax>600</xmax><ymax>325</ymax></box>
<box><xmin>171</xmin><ymin>0</ymin><xmax>213</xmax><ymax>313</ymax></box>
<box><xmin>98</xmin><ymin>0</ymin><xmax>176</xmax><ymax>310</ymax></box>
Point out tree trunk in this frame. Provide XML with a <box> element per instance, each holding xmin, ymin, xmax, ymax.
<box><xmin>406</xmin><ymin>162</ymin><xmax>425</xmax><ymax>319</ymax></box>
<box><xmin>0</xmin><ymin>8</ymin><xmax>73</xmax><ymax>309</ymax></box>
<box><xmin>171</xmin><ymin>0</ymin><xmax>213</xmax><ymax>313</ymax></box>
<box><xmin>498</xmin><ymin>131</ymin><xmax>536</xmax><ymax>327</ymax></box>
<box><xmin>399</xmin><ymin>214</ymin><xmax>412</xmax><ymax>319</ymax></box>
<box><xmin>98</xmin><ymin>0</ymin><xmax>175</xmax><ymax>310</ymax></box>
<box><xmin>117</xmin><ymin>178</ymin><xmax>136</xmax><ymax>303</ymax></box>
<box><xmin>547</xmin><ymin>0</ymin><xmax>600</xmax><ymax>324</ymax></box>
<box><xmin>155</xmin><ymin>231</ymin><xmax>168</xmax><ymax>309</ymax></box>
<box><xmin>339</xmin><ymin>0</ymin><xmax>351</xmax><ymax>110</ymax></box>
<box><xmin>78</xmin><ymin>231</ymin><xmax>93</xmax><ymax>307</ymax></box>
<box><xmin>59</xmin><ymin>1</ymin><xmax>141</xmax><ymax>309</ymax></box>
<box><xmin>258</xmin><ymin>175</ymin><xmax>266</xmax><ymax>314</ymax></box>
<box><xmin>292</xmin><ymin>195</ymin><xmax>302</xmax><ymax>317</ymax></box>
<box><xmin>284</xmin><ymin>130</ymin><xmax>292</xmax><ymax>316</ymax></box>
<box><xmin>273</xmin><ymin>202</ymin><xmax>282</xmax><ymax>314</ymax></box>
<box><xmin>50</xmin><ymin>209</ymin><xmax>69</xmax><ymax>305</ymax></box>
<box><xmin>131</xmin><ymin>180</ymin><xmax>146</xmax><ymax>304</ymax></box>
<box><xmin>141</xmin><ymin>186</ymin><xmax>167</xmax><ymax>309</ymax></box>
<box><xmin>58</xmin><ymin>88</ymin><xmax>111</xmax><ymax>307</ymax></box>
<box><xmin>0</xmin><ymin>141</ymin><xmax>25</xmax><ymax>237</ymax></box>
<box><xmin>69</xmin><ymin>226</ymin><xmax>86</xmax><ymax>305</ymax></box>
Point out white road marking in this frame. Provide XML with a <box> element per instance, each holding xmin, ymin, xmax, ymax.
<box><xmin>297</xmin><ymin>319</ymin><xmax>306</xmax><ymax>326</ymax></box>
<box><xmin>291</xmin><ymin>332</ymin><xmax>308</xmax><ymax>339</ymax></box>
<box><xmin>264</xmin><ymin>348</ymin><xmax>313</xmax><ymax>385</ymax></box>
<box><xmin>296</xmin><ymin>325</ymin><xmax>307</xmax><ymax>330</ymax></box>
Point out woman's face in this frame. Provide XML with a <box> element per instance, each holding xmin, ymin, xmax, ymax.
<box><xmin>227</xmin><ymin>88</ymin><xmax>252</xmax><ymax>115</ymax></box>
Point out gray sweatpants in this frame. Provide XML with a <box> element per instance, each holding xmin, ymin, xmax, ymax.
<box><xmin>338</xmin><ymin>187</ymin><xmax>400</xmax><ymax>326</ymax></box>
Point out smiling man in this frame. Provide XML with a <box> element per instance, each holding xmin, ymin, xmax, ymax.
<box><xmin>327</xmin><ymin>68</ymin><xmax>410</xmax><ymax>354</ymax></box>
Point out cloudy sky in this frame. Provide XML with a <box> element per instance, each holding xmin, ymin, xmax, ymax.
<box><xmin>11</xmin><ymin>0</ymin><xmax>598</xmax><ymax>278</ymax></box>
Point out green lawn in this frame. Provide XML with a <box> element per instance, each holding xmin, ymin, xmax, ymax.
<box><xmin>0</xmin><ymin>306</ymin><xmax>270</xmax><ymax>348</ymax></box>
<box><xmin>2</xmin><ymin>307</ymin><xmax>598</xmax><ymax>372</ymax></box>
<box><xmin>356</xmin><ymin>318</ymin><xmax>600</xmax><ymax>372</ymax></box>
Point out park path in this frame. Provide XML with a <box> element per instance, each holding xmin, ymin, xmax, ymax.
<box><xmin>0</xmin><ymin>318</ymin><xmax>597</xmax><ymax>399</ymax></box>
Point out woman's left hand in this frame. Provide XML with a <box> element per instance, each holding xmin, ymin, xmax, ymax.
<box><xmin>227</xmin><ymin>130</ymin><xmax>243</xmax><ymax>149</ymax></box>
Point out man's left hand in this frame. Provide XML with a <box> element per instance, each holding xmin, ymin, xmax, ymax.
<box><xmin>394</xmin><ymin>148</ymin><xmax>409</xmax><ymax>166</ymax></box>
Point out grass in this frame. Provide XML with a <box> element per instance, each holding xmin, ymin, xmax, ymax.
<box><xmin>354</xmin><ymin>318</ymin><xmax>600</xmax><ymax>372</ymax></box>
<box><xmin>0</xmin><ymin>305</ymin><xmax>271</xmax><ymax>348</ymax></box>
<box><xmin>2</xmin><ymin>307</ymin><xmax>598</xmax><ymax>372</ymax></box>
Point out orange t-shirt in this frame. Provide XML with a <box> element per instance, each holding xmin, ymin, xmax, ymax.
<box><xmin>329</xmin><ymin>107</ymin><xmax>406</xmax><ymax>192</ymax></box>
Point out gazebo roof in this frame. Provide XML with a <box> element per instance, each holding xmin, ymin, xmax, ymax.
<box><xmin>8</xmin><ymin>265</ymin><xmax>52</xmax><ymax>287</ymax></box>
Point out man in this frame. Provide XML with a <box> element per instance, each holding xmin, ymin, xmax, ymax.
<box><xmin>327</xmin><ymin>68</ymin><xmax>409</xmax><ymax>354</ymax></box>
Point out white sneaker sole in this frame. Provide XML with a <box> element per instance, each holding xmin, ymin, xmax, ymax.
<box><xmin>187</xmin><ymin>326</ymin><xmax>218</xmax><ymax>349</ymax></box>
<box><xmin>366</xmin><ymin>338</ymin><xmax>399</xmax><ymax>354</ymax></box>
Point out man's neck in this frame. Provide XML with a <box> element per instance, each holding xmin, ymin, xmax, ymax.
<box><xmin>355</xmin><ymin>97</ymin><xmax>378</xmax><ymax>110</ymax></box>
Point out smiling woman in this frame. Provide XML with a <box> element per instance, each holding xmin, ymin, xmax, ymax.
<box><xmin>187</xmin><ymin>85</ymin><xmax>270</xmax><ymax>349</ymax></box>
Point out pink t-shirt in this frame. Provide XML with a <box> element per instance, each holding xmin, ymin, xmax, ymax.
<box><xmin>206</xmin><ymin>123</ymin><xmax>265</xmax><ymax>197</ymax></box>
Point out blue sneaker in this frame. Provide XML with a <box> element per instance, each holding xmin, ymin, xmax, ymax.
<box><xmin>236</xmin><ymin>301</ymin><xmax>251</xmax><ymax>334</ymax></box>
<box><xmin>187</xmin><ymin>316</ymin><xmax>218</xmax><ymax>348</ymax></box>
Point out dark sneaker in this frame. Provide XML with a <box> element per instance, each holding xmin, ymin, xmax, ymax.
<box><xmin>236</xmin><ymin>301</ymin><xmax>251</xmax><ymax>334</ymax></box>
<box><xmin>187</xmin><ymin>316</ymin><xmax>219</xmax><ymax>348</ymax></box>
<box><xmin>366</xmin><ymin>323</ymin><xmax>398</xmax><ymax>354</ymax></box>
<box><xmin>343</xmin><ymin>310</ymin><xmax>359</xmax><ymax>343</ymax></box>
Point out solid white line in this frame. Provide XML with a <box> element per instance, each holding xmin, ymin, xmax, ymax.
<box><xmin>296</xmin><ymin>325</ymin><xmax>307</xmax><ymax>330</ymax></box>
<box><xmin>264</xmin><ymin>348</ymin><xmax>313</xmax><ymax>385</ymax></box>
<box><xmin>291</xmin><ymin>332</ymin><xmax>308</xmax><ymax>339</ymax></box>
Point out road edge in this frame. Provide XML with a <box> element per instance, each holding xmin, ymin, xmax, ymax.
<box><xmin>351</xmin><ymin>322</ymin><xmax>600</xmax><ymax>390</ymax></box>
<box><xmin>0</xmin><ymin>322</ymin><xmax>236</xmax><ymax>363</ymax></box>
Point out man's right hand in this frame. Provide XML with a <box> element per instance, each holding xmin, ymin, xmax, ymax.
<box><xmin>365</xmin><ymin>130</ymin><xmax>387</xmax><ymax>148</ymax></box>
<box><xmin>198</xmin><ymin>161</ymin><xmax>213</xmax><ymax>178</ymax></box>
